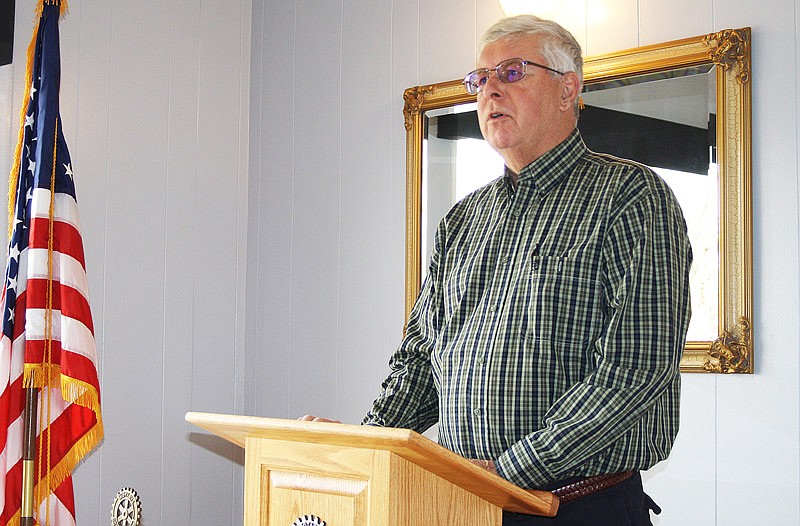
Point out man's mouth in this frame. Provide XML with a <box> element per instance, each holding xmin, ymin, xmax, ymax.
<box><xmin>491</xmin><ymin>112</ymin><xmax>505</xmax><ymax>119</ymax></box>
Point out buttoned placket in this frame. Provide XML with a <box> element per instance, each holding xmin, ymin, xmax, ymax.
<box><xmin>470</xmin><ymin>181</ymin><xmax>542</xmax><ymax>450</ymax></box>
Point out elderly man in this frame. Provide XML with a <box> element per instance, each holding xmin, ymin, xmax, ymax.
<box><xmin>303</xmin><ymin>15</ymin><xmax>692</xmax><ymax>526</ymax></box>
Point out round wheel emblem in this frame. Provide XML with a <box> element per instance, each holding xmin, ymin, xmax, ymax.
<box><xmin>111</xmin><ymin>487</ymin><xmax>142</xmax><ymax>526</ymax></box>
<box><xmin>292</xmin><ymin>515</ymin><xmax>326</xmax><ymax>526</ymax></box>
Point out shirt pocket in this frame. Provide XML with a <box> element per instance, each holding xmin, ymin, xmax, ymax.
<box><xmin>528</xmin><ymin>255</ymin><xmax>603</xmax><ymax>345</ymax></box>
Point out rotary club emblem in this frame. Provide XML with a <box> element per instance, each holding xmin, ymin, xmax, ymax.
<box><xmin>291</xmin><ymin>515</ymin><xmax>326</xmax><ymax>526</ymax></box>
<box><xmin>111</xmin><ymin>487</ymin><xmax>142</xmax><ymax>526</ymax></box>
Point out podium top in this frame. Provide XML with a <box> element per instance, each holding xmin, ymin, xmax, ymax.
<box><xmin>186</xmin><ymin>412</ymin><xmax>558</xmax><ymax>517</ymax></box>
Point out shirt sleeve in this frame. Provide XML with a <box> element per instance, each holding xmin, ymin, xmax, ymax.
<box><xmin>495</xmin><ymin>169</ymin><xmax>693</xmax><ymax>488</ymax></box>
<box><xmin>361</xmin><ymin>220</ymin><xmax>446</xmax><ymax>433</ymax></box>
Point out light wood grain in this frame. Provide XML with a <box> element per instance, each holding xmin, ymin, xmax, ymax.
<box><xmin>187</xmin><ymin>412</ymin><xmax>559</xmax><ymax>518</ymax></box>
<box><xmin>390</xmin><ymin>453</ymin><xmax>501</xmax><ymax>525</ymax></box>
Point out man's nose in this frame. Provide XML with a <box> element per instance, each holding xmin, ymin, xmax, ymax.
<box><xmin>481</xmin><ymin>73</ymin><xmax>504</xmax><ymax>96</ymax></box>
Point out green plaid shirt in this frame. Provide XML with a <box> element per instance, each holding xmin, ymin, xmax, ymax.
<box><xmin>364</xmin><ymin>130</ymin><xmax>692</xmax><ymax>489</ymax></box>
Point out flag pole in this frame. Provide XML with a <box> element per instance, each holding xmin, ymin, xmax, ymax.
<box><xmin>21</xmin><ymin>387</ymin><xmax>38</xmax><ymax>526</ymax></box>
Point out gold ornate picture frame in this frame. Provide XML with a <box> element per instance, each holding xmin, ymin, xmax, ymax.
<box><xmin>402</xmin><ymin>28</ymin><xmax>752</xmax><ymax>373</ymax></box>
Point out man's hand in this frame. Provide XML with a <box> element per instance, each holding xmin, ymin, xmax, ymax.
<box><xmin>297</xmin><ymin>415</ymin><xmax>342</xmax><ymax>423</ymax></box>
<box><xmin>469</xmin><ymin>459</ymin><xmax>498</xmax><ymax>475</ymax></box>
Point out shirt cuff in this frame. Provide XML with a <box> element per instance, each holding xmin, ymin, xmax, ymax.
<box><xmin>495</xmin><ymin>440</ymin><xmax>554</xmax><ymax>489</ymax></box>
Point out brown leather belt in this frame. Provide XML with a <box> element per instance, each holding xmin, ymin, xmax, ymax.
<box><xmin>551</xmin><ymin>471</ymin><xmax>635</xmax><ymax>503</ymax></box>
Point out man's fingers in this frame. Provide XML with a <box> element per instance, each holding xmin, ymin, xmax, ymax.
<box><xmin>297</xmin><ymin>415</ymin><xmax>341</xmax><ymax>423</ymax></box>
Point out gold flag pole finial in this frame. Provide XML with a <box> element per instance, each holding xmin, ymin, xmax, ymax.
<box><xmin>38</xmin><ymin>0</ymin><xmax>69</xmax><ymax>17</ymax></box>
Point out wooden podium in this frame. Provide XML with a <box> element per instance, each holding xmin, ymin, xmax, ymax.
<box><xmin>186</xmin><ymin>412</ymin><xmax>558</xmax><ymax>526</ymax></box>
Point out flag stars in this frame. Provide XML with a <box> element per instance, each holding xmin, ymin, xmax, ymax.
<box><xmin>27</xmin><ymin>159</ymin><xmax>36</xmax><ymax>174</ymax></box>
<box><xmin>64</xmin><ymin>163</ymin><xmax>73</xmax><ymax>180</ymax></box>
<box><xmin>29</xmin><ymin>83</ymin><xmax>37</xmax><ymax>100</ymax></box>
<box><xmin>8</xmin><ymin>244</ymin><xmax>19</xmax><ymax>262</ymax></box>
<box><xmin>25</xmin><ymin>114</ymin><xmax>34</xmax><ymax>129</ymax></box>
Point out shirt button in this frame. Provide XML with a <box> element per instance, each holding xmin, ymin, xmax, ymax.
<box><xmin>476</xmin><ymin>356</ymin><xmax>485</xmax><ymax>365</ymax></box>
<box><xmin>473</xmin><ymin>408</ymin><xmax>482</xmax><ymax>416</ymax></box>
<box><xmin>489</xmin><ymin>305</ymin><xmax>496</xmax><ymax>313</ymax></box>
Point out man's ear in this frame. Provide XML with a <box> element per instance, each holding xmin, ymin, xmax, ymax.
<box><xmin>559</xmin><ymin>72</ymin><xmax>581</xmax><ymax>112</ymax></box>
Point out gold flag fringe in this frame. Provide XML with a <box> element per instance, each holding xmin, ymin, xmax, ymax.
<box><xmin>23</xmin><ymin>365</ymin><xmax>103</xmax><ymax>418</ymax></box>
<box><xmin>7</xmin><ymin>23</ymin><xmax>38</xmax><ymax>241</ymax></box>
<box><xmin>6</xmin><ymin>0</ymin><xmax>69</xmax><ymax>242</ymax></box>
<box><xmin>4</xmin><ymin>421</ymin><xmax>102</xmax><ymax>526</ymax></box>
<box><xmin>20</xmin><ymin>364</ymin><xmax>104</xmax><ymax>526</ymax></box>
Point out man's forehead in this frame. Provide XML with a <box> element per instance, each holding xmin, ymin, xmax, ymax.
<box><xmin>478</xmin><ymin>34</ymin><xmax>542</xmax><ymax>65</ymax></box>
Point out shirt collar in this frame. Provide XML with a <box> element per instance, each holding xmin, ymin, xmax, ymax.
<box><xmin>514</xmin><ymin>130</ymin><xmax>586</xmax><ymax>198</ymax></box>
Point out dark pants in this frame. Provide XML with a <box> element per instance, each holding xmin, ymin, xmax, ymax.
<box><xmin>502</xmin><ymin>472</ymin><xmax>660</xmax><ymax>526</ymax></box>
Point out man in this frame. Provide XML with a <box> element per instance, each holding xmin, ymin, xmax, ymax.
<box><xmin>303</xmin><ymin>14</ymin><xmax>691</xmax><ymax>525</ymax></box>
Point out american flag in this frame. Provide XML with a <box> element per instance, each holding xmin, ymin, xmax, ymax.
<box><xmin>0</xmin><ymin>1</ymin><xmax>103</xmax><ymax>525</ymax></box>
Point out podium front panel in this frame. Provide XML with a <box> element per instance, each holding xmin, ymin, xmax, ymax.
<box><xmin>243</xmin><ymin>437</ymin><xmax>501</xmax><ymax>526</ymax></box>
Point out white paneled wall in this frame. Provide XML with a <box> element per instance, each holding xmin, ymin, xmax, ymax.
<box><xmin>638</xmin><ymin>0</ymin><xmax>713</xmax><ymax>46</ymax></box>
<box><xmin>249</xmin><ymin>1</ymin><xmax>800</xmax><ymax>526</ymax></box>
<box><xmin>289</xmin><ymin>1</ymin><xmax>344</xmax><ymax>420</ymax></box>
<box><xmin>245</xmin><ymin>0</ymin><xmax>295</xmax><ymax>423</ymax></box>
<box><xmin>713</xmin><ymin>0</ymin><xmax>800</xmax><ymax>522</ymax></box>
<box><xmin>1</xmin><ymin>0</ymin><xmax>251</xmax><ymax>524</ymax></box>
<box><xmin>337</xmin><ymin>0</ymin><xmax>401</xmax><ymax>421</ymax></box>
<box><xmin>585</xmin><ymin>0</ymin><xmax>637</xmax><ymax>55</ymax></box>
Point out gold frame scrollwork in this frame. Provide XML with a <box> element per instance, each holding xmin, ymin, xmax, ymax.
<box><xmin>402</xmin><ymin>28</ymin><xmax>753</xmax><ymax>373</ymax></box>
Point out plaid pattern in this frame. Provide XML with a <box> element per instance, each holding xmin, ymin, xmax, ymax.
<box><xmin>364</xmin><ymin>131</ymin><xmax>692</xmax><ymax>488</ymax></box>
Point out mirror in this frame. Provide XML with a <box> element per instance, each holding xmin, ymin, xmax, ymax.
<box><xmin>402</xmin><ymin>28</ymin><xmax>752</xmax><ymax>373</ymax></box>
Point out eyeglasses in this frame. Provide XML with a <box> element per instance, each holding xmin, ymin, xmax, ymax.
<box><xmin>463</xmin><ymin>58</ymin><xmax>565</xmax><ymax>95</ymax></box>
